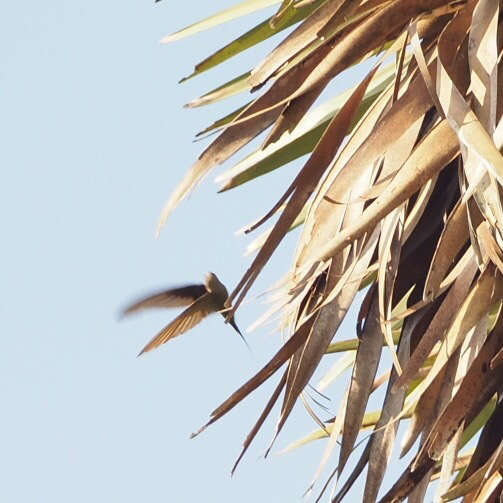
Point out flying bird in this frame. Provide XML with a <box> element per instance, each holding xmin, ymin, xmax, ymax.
<box><xmin>121</xmin><ymin>272</ymin><xmax>247</xmax><ymax>356</ymax></box>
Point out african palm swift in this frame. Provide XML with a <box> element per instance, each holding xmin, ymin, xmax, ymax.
<box><xmin>122</xmin><ymin>272</ymin><xmax>247</xmax><ymax>356</ymax></box>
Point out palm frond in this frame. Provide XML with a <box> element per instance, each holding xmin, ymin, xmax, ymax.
<box><xmin>157</xmin><ymin>0</ymin><xmax>503</xmax><ymax>500</ymax></box>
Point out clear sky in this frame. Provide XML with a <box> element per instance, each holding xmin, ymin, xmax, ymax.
<box><xmin>1</xmin><ymin>2</ymin><xmax>412</xmax><ymax>502</ymax></box>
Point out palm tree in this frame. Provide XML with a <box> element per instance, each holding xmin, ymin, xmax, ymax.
<box><xmin>155</xmin><ymin>1</ymin><xmax>503</xmax><ymax>501</ymax></box>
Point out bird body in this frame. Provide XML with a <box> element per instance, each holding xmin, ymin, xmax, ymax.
<box><xmin>122</xmin><ymin>272</ymin><xmax>245</xmax><ymax>355</ymax></box>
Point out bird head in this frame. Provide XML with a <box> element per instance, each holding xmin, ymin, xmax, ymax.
<box><xmin>204</xmin><ymin>272</ymin><xmax>227</xmax><ymax>295</ymax></box>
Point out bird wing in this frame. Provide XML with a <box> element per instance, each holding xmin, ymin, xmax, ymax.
<box><xmin>137</xmin><ymin>293</ymin><xmax>217</xmax><ymax>355</ymax></box>
<box><xmin>121</xmin><ymin>284</ymin><xmax>207</xmax><ymax>317</ymax></box>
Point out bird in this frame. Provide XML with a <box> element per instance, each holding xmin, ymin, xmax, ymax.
<box><xmin>121</xmin><ymin>272</ymin><xmax>247</xmax><ymax>356</ymax></box>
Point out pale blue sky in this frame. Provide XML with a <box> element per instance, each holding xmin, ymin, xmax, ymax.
<box><xmin>1</xmin><ymin>2</ymin><xmax>414</xmax><ymax>502</ymax></box>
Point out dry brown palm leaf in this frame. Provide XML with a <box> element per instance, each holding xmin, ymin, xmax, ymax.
<box><xmin>267</xmin><ymin>0</ymin><xmax>456</xmax><ymax>104</ymax></box>
<box><xmin>277</xmin><ymin>227</ymin><xmax>380</xmax><ymax>457</ymax></box>
<box><xmin>442</xmin><ymin>438</ymin><xmax>503</xmax><ymax>501</ymax></box>
<box><xmin>393</xmin><ymin>254</ymin><xmax>478</xmax><ymax>393</ymax></box>
<box><xmin>157</xmin><ymin>40</ymin><xmax>334</xmax><ymax>233</ymax></box>
<box><xmin>250</xmin><ymin>0</ymin><xmax>350</xmax><ymax>88</ymax></box>
<box><xmin>432</xmin><ymin>313</ymin><xmax>488</xmax><ymax>500</ymax></box>
<box><xmin>227</xmin><ymin>65</ymin><xmax>381</xmax><ymax>312</ymax></box>
<box><xmin>462</xmin><ymin>397</ymin><xmax>503</xmax><ymax>486</ymax></box>
<box><xmin>289</xmin><ymin>70</ymin><xmax>439</xmax><ymax>299</ymax></box>
<box><xmin>423</xmin><ymin>198</ymin><xmax>470</xmax><ymax>299</ymax></box>
<box><xmin>250</xmin><ymin>0</ymin><xmax>386</xmax><ymax>90</ymax></box>
<box><xmin>261</xmin><ymin>83</ymin><xmax>327</xmax><ymax>149</ymax></box>
<box><xmin>361</xmin><ymin>314</ymin><xmax>413</xmax><ymax>503</ymax></box>
<box><xmin>152</xmin><ymin>1</ymin><xmax>503</xmax><ymax>500</ymax></box>
<box><xmin>338</xmin><ymin>288</ymin><xmax>382</xmax><ymax>474</ymax></box>
<box><xmin>423</xmin><ymin>312</ymin><xmax>503</xmax><ymax>463</ymax></box>
<box><xmin>400</xmin><ymin>363</ymin><xmax>446</xmax><ymax>460</ymax></box>
<box><xmin>377</xmin><ymin>204</ymin><xmax>405</xmax><ymax>375</ymax></box>
<box><xmin>308</xmin><ymin>120</ymin><xmax>459</xmax><ymax>268</ymax></box>
<box><xmin>400</xmin><ymin>265</ymin><xmax>503</xmax><ymax>424</ymax></box>
<box><xmin>191</xmin><ymin>312</ymin><xmax>315</xmax><ymax>439</ymax></box>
